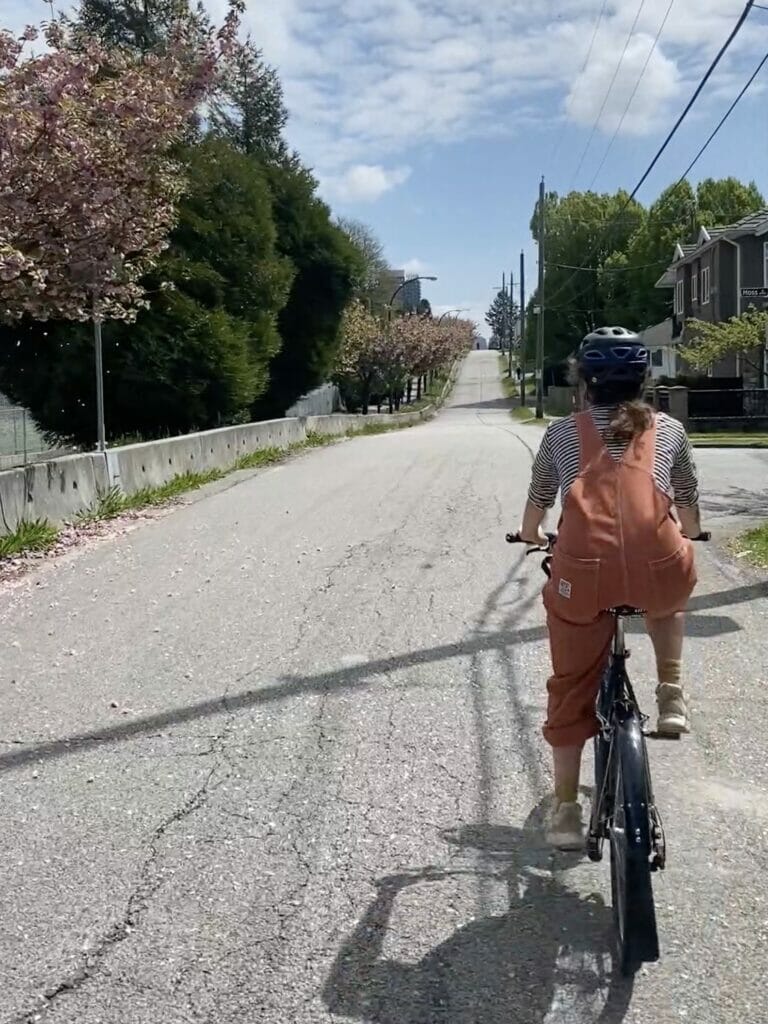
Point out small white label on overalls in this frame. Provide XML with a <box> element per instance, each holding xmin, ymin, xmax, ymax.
<box><xmin>558</xmin><ymin>578</ymin><xmax>572</xmax><ymax>599</ymax></box>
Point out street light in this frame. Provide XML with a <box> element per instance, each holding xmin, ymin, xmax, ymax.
<box><xmin>388</xmin><ymin>275</ymin><xmax>438</xmax><ymax>321</ymax></box>
<box><xmin>437</xmin><ymin>307</ymin><xmax>469</xmax><ymax>324</ymax></box>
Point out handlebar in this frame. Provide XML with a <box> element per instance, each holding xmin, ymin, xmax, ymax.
<box><xmin>505</xmin><ymin>530</ymin><xmax>710</xmax><ymax>549</ymax></box>
<box><xmin>505</xmin><ymin>531</ymin><xmax>556</xmax><ymax>552</ymax></box>
<box><xmin>506</xmin><ymin>528</ymin><xmax>709</xmax><ymax>580</ymax></box>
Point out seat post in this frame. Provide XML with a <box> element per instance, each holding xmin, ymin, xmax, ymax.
<box><xmin>612</xmin><ymin>614</ymin><xmax>626</xmax><ymax>657</ymax></box>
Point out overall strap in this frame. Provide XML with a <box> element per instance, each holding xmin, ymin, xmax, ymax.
<box><xmin>574</xmin><ymin>411</ymin><xmax>608</xmax><ymax>472</ymax></box>
<box><xmin>621</xmin><ymin>413</ymin><xmax>657</xmax><ymax>472</ymax></box>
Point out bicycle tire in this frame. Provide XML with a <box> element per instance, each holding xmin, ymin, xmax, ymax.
<box><xmin>610</xmin><ymin>709</ymin><xmax>660</xmax><ymax>976</ymax></box>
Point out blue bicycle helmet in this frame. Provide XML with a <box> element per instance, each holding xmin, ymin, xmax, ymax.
<box><xmin>577</xmin><ymin>326</ymin><xmax>648</xmax><ymax>385</ymax></box>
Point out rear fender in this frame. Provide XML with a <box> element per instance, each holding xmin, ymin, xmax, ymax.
<box><xmin>615</xmin><ymin>707</ymin><xmax>651</xmax><ymax>860</ymax></box>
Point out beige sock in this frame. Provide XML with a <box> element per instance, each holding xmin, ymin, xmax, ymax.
<box><xmin>656</xmin><ymin>658</ymin><xmax>683</xmax><ymax>689</ymax></box>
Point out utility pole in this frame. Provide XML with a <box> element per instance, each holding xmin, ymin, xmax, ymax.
<box><xmin>501</xmin><ymin>271</ymin><xmax>506</xmax><ymax>353</ymax></box>
<box><xmin>535</xmin><ymin>177</ymin><xmax>545</xmax><ymax>420</ymax></box>
<box><xmin>508</xmin><ymin>269</ymin><xmax>515</xmax><ymax>378</ymax></box>
<box><xmin>519</xmin><ymin>251</ymin><xmax>526</xmax><ymax>405</ymax></box>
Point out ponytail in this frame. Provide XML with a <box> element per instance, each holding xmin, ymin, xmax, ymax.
<box><xmin>609</xmin><ymin>399</ymin><xmax>653</xmax><ymax>440</ymax></box>
<box><xmin>568</xmin><ymin>356</ymin><xmax>653</xmax><ymax>438</ymax></box>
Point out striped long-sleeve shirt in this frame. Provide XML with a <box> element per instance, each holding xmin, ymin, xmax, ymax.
<box><xmin>528</xmin><ymin>408</ymin><xmax>700</xmax><ymax>511</ymax></box>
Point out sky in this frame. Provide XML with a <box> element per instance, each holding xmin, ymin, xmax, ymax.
<box><xmin>5</xmin><ymin>0</ymin><xmax>768</xmax><ymax>332</ymax></box>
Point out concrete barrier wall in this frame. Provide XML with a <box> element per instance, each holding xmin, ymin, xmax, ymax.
<box><xmin>0</xmin><ymin>453</ymin><xmax>108</xmax><ymax>533</ymax></box>
<box><xmin>108</xmin><ymin>418</ymin><xmax>307</xmax><ymax>494</ymax></box>
<box><xmin>285</xmin><ymin>383</ymin><xmax>341</xmax><ymax>418</ymax></box>
<box><xmin>0</xmin><ymin>357</ymin><xmax>463</xmax><ymax>535</ymax></box>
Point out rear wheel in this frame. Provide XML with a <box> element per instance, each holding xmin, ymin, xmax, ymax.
<box><xmin>609</xmin><ymin>713</ymin><xmax>659</xmax><ymax>976</ymax></box>
<box><xmin>588</xmin><ymin>734</ymin><xmax>611</xmax><ymax>862</ymax></box>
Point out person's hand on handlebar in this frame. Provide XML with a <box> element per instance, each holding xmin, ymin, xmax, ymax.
<box><xmin>518</xmin><ymin>499</ymin><xmax>551</xmax><ymax>547</ymax></box>
<box><xmin>517</xmin><ymin>524</ymin><xmax>550</xmax><ymax>547</ymax></box>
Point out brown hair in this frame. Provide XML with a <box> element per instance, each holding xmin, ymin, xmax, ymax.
<box><xmin>607</xmin><ymin>399</ymin><xmax>653</xmax><ymax>440</ymax></box>
<box><xmin>568</xmin><ymin>357</ymin><xmax>653</xmax><ymax>440</ymax></box>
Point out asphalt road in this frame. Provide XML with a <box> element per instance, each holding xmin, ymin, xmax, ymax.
<box><xmin>2</xmin><ymin>351</ymin><xmax>768</xmax><ymax>1024</ymax></box>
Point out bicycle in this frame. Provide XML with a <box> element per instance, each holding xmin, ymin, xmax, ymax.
<box><xmin>505</xmin><ymin>528</ymin><xmax>710</xmax><ymax>976</ymax></box>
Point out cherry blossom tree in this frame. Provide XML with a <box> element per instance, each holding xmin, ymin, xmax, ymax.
<box><xmin>336</xmin><ymin>299</ymin><xmax>382</xmax><ymax>414</ymax></box>
<box><xmin>336</xmin><ymin>304</ymin><xmax>474</xmax><ymax>414</ymax></box>
<box><xmin>0</xmin><ymin>4</ymin><xmax>241</xmax><ymax>445</ymax></box>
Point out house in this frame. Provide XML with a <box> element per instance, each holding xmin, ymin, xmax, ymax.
<box><xmin>639</xmin><ymin>318</ymin><xmax>678</xmax><ymax>379</ymax></box>
<box><xmin>655</xmin><ymin>208</ymin><xmax>768</xmax><ymax>382</ymax></box>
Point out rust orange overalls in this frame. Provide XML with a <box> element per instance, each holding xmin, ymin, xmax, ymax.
<box><xmin>542</xmin><ymin>411</ymin><xmax>697</xmax><ymax>748</ymax></box>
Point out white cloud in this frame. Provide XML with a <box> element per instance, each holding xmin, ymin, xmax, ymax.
<box><xmin>5</xmin><ymin>0</ymin><xmax>761</xmax><ymax>198</ymax></box>
<box><xmin>434</xmin><ymin>299</ymin><xmax>486</xmax><ymax>332</ymax></box>
<box><xmin>240</xmin><ymin>0</ymin><xmax>759</xmax><ymax>191</ymax></box>
<box><xmin>401</xmin><ymin>258</ymin><xmax>432</xmax><ymax>277</ymax></box>
<box><xmin>565</xmin><ymin>32</ymin><xmax>681</xmax><ymax>136</ymax></box>
<box><xmin>321</xmin><ymin>164</ymin><xmax>412</xmax><ymax>203</ymax></box>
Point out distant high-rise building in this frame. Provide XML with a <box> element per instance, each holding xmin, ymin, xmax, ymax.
<box><xmin>380</xmin><ymin>268</ymin><xmax>405</xmax><ymax>306</ymax></box>
<box><xmin>380</xmin><ymin>268</ymin><xmax>427</xmax><ymax>313</ymax></box>
<box><xmin>400</xmin><ymin>276</ymin><xmax>422</xmax><ymax>313</ymax></box>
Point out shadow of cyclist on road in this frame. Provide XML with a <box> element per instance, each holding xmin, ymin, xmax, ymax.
<box><xmin>323</xmin><ymin>820</ymin><xmax>632</xmax><ymax>1024</ymax></box>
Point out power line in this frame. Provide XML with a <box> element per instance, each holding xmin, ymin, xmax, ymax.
<box><xmin>588</xmin><ymin>0</ymin><xmax>676</xmax><ymax>189</ymax></box>
<box><xmin>568</xmin><ymin>0</ymin><xmax>648</xmax><ymax>190</ymax></box>
<box><xmin>625</xmin><ymin>0</ymin><xmax>756</xmax><ymax>204</ymax></box>
<box><xmin>546</xmin><ymin>0</ymin><xmax>757</xmax><ymax>309</ymax></box>
<box><xmin>673</xmin><ymin>49</ymin><xmax>768</xmax><ymax>184</ymax></box>
<box><xmin>548</xmin><ymin>0</ymin><xmax>611</xmax><ymax>175</ymax></box>
<box><xmin>546</xmin><ymin>259</ymin><xmax>668</xmax><ymax>272</ymax></box>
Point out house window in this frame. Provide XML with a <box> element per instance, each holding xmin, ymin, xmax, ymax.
<box><xmin>701</xmin><ymin>265</ymin><xmax>711</xmax><ymax>304</ymax></box>
<box><xmin>675</xmin><ymin>279</ymin><xmax>684</xmax><ymax>315</ymax></box>
<box><xmin>651</xmin><ymin>349</ymin><xmax>663</xmax><ymax>367</ymax></box>
<box><xmin>691</xmin><ymin>272</ymin><xmax>698</xmax><ymax>302</ymax></box>
<box><xmin>764</xmin><ymin>241</ymin><xmax>768</xmax><ymax>286</ymax></box>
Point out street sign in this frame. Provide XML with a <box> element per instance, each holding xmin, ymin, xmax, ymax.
<box><xmin>740</xmin><ymin>287</ymin><xmax>768</xmax><ymax>299</ymax></box>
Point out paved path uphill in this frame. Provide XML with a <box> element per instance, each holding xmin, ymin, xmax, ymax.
<box><xmin>2</xmin><ymin>352</ymin><xmax>768</xmax><ymax>1024</ymax></box>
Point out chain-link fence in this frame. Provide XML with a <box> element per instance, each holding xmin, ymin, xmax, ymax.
<box><xmin>0</xmin><ymin>400</ymin><xmax>60</xmax><ymax>470</ymax></box>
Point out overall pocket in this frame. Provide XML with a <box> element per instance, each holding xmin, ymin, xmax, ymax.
<box><xmin>647</xmin><ymin>542</ymin><xmax>696</xmax><ymax>617</ymax></box>
<box><xmin>544</xmin><ymin>551</ymin><xmax>601</xmax><ymax>625</ymax></box>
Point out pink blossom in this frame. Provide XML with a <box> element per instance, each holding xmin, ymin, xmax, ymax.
<box><xmin>0</xmin><ymin>3</ymin><xmax>241</xmax><ymax>323</ymax></box>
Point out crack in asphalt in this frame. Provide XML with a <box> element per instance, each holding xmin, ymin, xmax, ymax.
<box><xmin>8</xmin><ymin>700</ymin><xmax>240</xmax><ymax>1024</ymax></box>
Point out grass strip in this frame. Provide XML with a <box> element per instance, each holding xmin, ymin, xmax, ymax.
<box><xmin>690</xmin><ymin>434</ymin><xmax>768</xmax><ymax>448</ymax></box>
<box><xmin>0</xmin><ymin>518</ymin><xmax>59</xmax><ymax>558</ymax></box>
<box><xmin>731</xmin><ymin>524</ymin><xmax>768</xmax><ymax>568</ymax></box>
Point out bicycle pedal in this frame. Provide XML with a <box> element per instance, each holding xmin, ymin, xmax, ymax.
<box><xmin>645</xmin><ymin>729</ymin><xmax>681</xmax><ymax>741</ymax></box>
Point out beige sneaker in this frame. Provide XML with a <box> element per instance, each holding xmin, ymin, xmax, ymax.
<box><xmin>656</xmin><ymin>682</ymin><xmax>690</xmax><ymax>735</ymax></box>
<box><xmin>545</xmin><ymin>800</ymin><xmax>585</xmax><ymax>851</ymax></box>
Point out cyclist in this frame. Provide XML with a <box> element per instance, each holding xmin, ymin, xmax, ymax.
<box><xmin>517</xmin><ymin>327</ymin><xmax>703</xmax><ymax>850</ymax></box>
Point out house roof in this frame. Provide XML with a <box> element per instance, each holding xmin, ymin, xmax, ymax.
<box><xmin>656</xmin><ymin>207</ymin><xmax>768</xmax><ymax>287</ymax></box>
<box><xmin>654</xmin><ymin>267</ymin><xmax>677</xmax><ymax>289</ymax></box>
<box><xmin>675</xmin><ymin>205</ymin><xmax>765</xmax><ymax>258</ymax></box>
<box><xmin>639</xmin><ymin>319</ymin><xmax>675</xmax><ymax>348</ymax></box>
